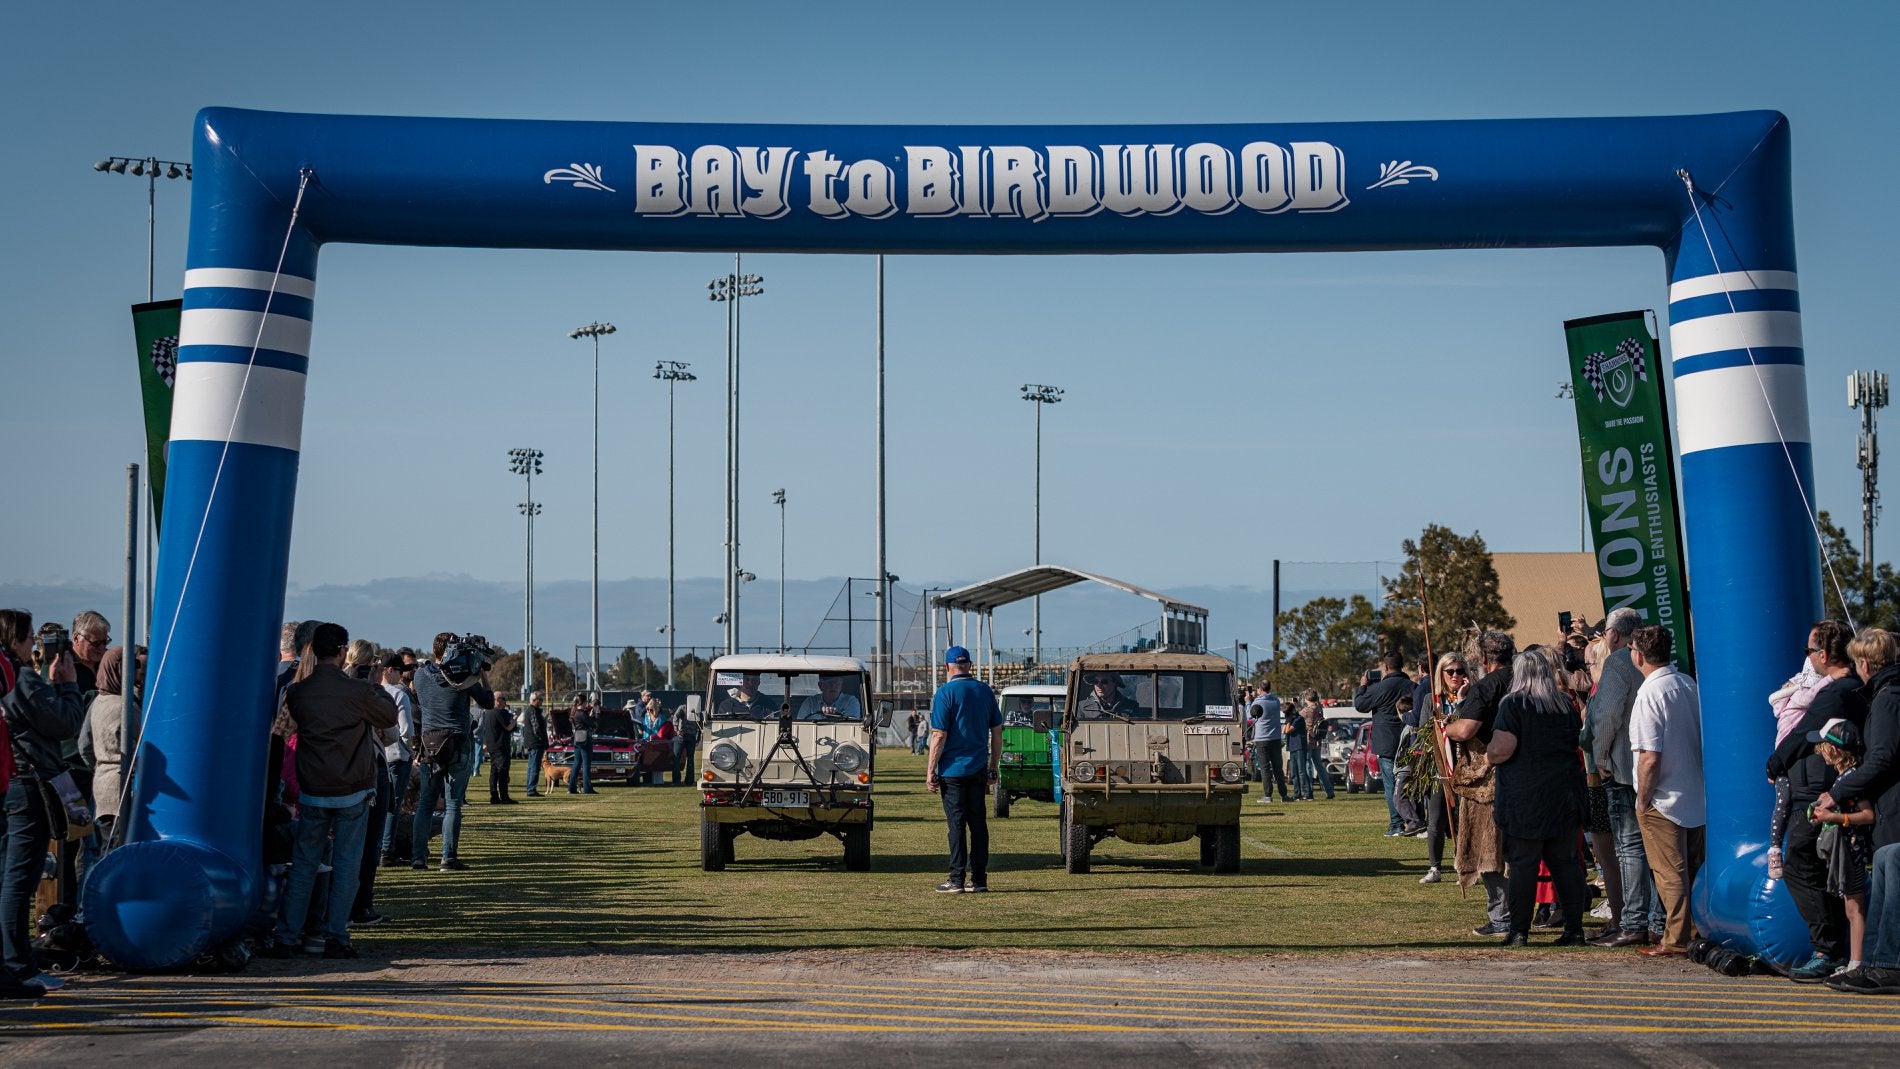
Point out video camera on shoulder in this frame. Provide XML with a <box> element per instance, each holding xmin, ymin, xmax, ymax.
<box><xmin>440</xmin><ymin>633</ymin><xmax>497</xmax><ymax>685</ymax></box>
<box><xmin>36</xmin><ymin>624</ymin><xmax>71</xmax><ymax>663</ymax></box>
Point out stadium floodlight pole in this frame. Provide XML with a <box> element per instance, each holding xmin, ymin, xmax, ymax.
<box><xmin>94</xmin><ymin>155</ymin><xmax>191</xmax><ymax>303</ymax></box>
<box><xmin>568</xmin><ymin>321</ymin><xmax>616</xmax><ymax>694</ymax></box>
<box><xmin>1021</xmin><ymin>383</ymin><xmax>1064</xmax><ymax>666</ymax></box>
<box><xmin>97</xmin><ymin>153</ymin><xmax>189</xmax><ymax>646</ymax></box>
<box><xmin>508</xmin><ymin>448</ymin><xmax>544</xmax><ymax>700</ymax></box>
<box><xmin>874</xmin><ymin>255</ymin><xmax>889</xmax><ymax>691</ymax></box>
<box><xmin>1851</xmin><ymin>370</ymin><xmax>1890</xmax><ymax>614</ymax></box>
<box><xmin>773</xmin><ymin>489</ymin><xmax>787</xmax><ymax>653</ymax></box>
<box><xmin>709</xmin><ymin>259</ymin><xmax>764</xmax><ymax>654</ymax></box>
<box><xmin>655</xmin><ymin>360</ymin><xmax>696</xmax><ymax>687</ymax></box>
<box><xmin>1557</xmin><ymin>382</ymin><xmax>1584</xmax><ymax>552</ymax></box>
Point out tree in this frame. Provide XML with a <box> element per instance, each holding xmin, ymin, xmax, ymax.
<box><xmin>608</xmin><ymin>648</ymin><xmax>666</xmax><ymax>690</ymax></box>
<box><xmin>672</xmin><ymin>653</ymin><xmax>711</xmax><ymax>692</ymax></box>
<box><xmin>490</xmin><ymin>649</ymin><xmax>577</xmax><ymax>699</ymax></box>
<box><xmin>1273</xmin><ymin>594</ymin><xmax>1381</xmax><ymax>700</ymax></box>
<box><xmin>1817</xmin><ymin>510</ymin><xmax>1900</xmax><ymax>631</ymax></box>
<box><xmin>1380</xmin><ymin>524</ymin><xmax>1514</xmax><ymax>666</ymax></box>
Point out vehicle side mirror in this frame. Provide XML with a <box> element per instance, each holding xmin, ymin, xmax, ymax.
<box><xmin>1032</xmin><ymin>710</ymin><xmax>1053</xmax><ymax>732</ymax></box>
<box><xmin>877</xmin><ymin>701</ymin><xmax>893</xmax><ymax>728</ymax></box>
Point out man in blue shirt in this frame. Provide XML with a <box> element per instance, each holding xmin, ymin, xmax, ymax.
<box><xmin>927</xmin><ymin>646</ymin><xmax>1002</xmax><ymax>894</ymax></box>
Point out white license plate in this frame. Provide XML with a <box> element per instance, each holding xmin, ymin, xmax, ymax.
<box><xmin>762</xmin><ymin>790</ymin><xmax>810</xmax><ymax>807</ymax></box>
<box><xmin>612</xmin><ymin>752</ymin><xmax>632</xmax><ymax>763</ymax></box>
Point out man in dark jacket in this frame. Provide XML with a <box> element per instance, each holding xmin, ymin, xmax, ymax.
<box><xmin>1822</xmin><ymin>632</ymin><xmax>1900</xmax><ymax>994</ymax></box>
<box><xmin>409</xmin><ymin>632</ymin><xmax>495</xmax><ymax>870</ymax></box>
<box><xmin>481</xmin><ymin>697</ymin><xmax>517</xmax><ymax>804</ymax></box>
<box><xmin>1354</xmin><ymin>651</ymin><xmax>1416</xmax><ymax>835</ymax></box>
<box><xmin>1767</xmin><ymin>619</ymin><xmax>1861</xmax><ymax>980</ymax></box>
<box><xmin>265</xmin><ymin>622</ymin><xmax>396</xmax><ymax>959</ymax></box>
<box><xmin>520</xmin><ymin>691</ymin><xmax>550</xmax><ymax>797</ymax></box>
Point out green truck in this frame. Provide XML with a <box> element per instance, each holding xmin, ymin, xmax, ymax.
<box><xmin>993</xmin><ymin>684</ymin><xmax>1066</xmax><ymax>817</ymax></box>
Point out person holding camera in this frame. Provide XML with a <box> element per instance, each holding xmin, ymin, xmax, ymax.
<box><xmin>0</xmin><ymin>609</ymin><xmax>88</xmax><ymax>996</ymax></box>
<box><xmin>567</xmin><ymin>696</ymin><xmax>598</xmax><ymax>794</ymax></box>
<box><xmin>408</xmin><ymin>632</ymin><xmax>495</xmax><ymax>871</ymax></box>
<box><xmin>1354</xmin><ymin>651</ymin><xmax>1417</xmax><ymax>836</ymax></box>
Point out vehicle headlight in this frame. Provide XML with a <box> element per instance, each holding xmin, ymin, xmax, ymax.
<box><xmin>831</xmin><ymin>743</ymin><xmax>867</xmax><ymax>773</ymax></box>
<box><xmin>1219</xmin><ymin>761</ymin><xmax>1245</xmax><ymax>783</ymax></box>
<box><xmin>709</xmin><ymin>743</ymin><xmax>744</xmax><ymax>773</ymax></box>
<box><xmin>1071</xmin><ymin>761</ymin><xmax>1097</xmax><ymax>782</ymax></box>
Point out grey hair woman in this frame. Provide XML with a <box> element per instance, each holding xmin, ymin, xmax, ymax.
<box><xmin>1485</xmin><ymin>647</ymin><xmax>1590</xmax><ymax>946</ymax></box>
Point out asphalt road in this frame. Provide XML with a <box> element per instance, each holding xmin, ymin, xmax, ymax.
<box><xmin>2</xmin><ymin>951</ymin><xmax>1897</xmax><ymax>1065</ymax></box>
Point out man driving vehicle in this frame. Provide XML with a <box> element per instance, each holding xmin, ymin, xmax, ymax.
<box><xmin>795</xmin><ymin>675</ymin><xmax>862</xmax><ymax>720</ymax></box>
<box><xmin>1078</xmin><ymin>673</ymin><xmax>1141</xmax><ymax>719</ymax></box>
<box><xmin>716</xmin><ymin>672</ymin><xmax>776</xmax><ymax>717</ymax></box>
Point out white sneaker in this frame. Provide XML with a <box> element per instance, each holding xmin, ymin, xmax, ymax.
<box><xmin>1589</xmin><ymin>901</ymin><xmax>1614</xmax><ymax>920</ymax></box>
<box><xmin>26</xmin><ymin>972</ymin><xmax>66</xmax><ymax>991</ymax></box>
<box><xmin>1419</xmin><ymin>867</ymin><xmax>1441</xmax><ymax>884</ymax></box>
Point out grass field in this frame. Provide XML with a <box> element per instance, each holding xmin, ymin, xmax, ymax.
<box><xmin>369</xmin><ymin>752</ymin><xmax>1496</xmax><ymax>955</ymax></box>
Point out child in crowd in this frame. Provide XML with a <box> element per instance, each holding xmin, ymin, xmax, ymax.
<box><xmin>1809</xmin><ymin>719</ymin><xmax>1874</xmax><ymax>977</ymax></box>
<box><xmin>1766</xmin><ymin>657</ymin><xmax>1829</xmax><ymax>878</ymax></box>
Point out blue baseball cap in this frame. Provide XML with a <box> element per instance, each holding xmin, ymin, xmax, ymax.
<box><xmin>944</xmin><ymin>645</ymin><xmax>972</xmax><ymax>665</ymax></box>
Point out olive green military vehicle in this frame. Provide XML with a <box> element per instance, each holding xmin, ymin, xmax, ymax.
<box><xmin>1057</xmin><ymin>652</ymin><xmax>1248</xmax><ymax>873</ymax></box>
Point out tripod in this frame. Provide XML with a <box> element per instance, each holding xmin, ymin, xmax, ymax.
<box><xmin>738</xmin><ymin>703</ymin><xmax>824</xmax><ymax>805</ymax></box>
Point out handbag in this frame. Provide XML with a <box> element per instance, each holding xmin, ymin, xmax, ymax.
<box><xmin>420</xmin><ymin>728</ymin><xmax>464</xmax><ymax>769</ymax></box>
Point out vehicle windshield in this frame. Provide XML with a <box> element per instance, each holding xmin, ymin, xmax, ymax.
<box><xmin>709</xmin><ymin>671</ymin><xmax>866</xmax><ymax>721</ymax></box>
<box><xmin>1002</xmin><ymin>693</ymin><xmax>1066</xmax><ymax>727</ymax></box>
<box><xmin>1074</xmin><ymin>671</ymin><xmax>1234</xmax><ymax>722</ymax></box>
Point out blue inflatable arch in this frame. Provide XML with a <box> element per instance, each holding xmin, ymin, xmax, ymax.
<box><xmin>89</xmin><ymin>108</ymin><xmax>1815</xmax><ymax>968</ymax></box>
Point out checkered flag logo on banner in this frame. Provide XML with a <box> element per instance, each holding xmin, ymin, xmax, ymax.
<box><xmin>1581</xmin><ymin>350</ymin><xmax>1608</xmax><ymax>400</ymax></box>
<box><xmin>148</xmin><ymin>334</ymin><xmax>177</xmax><ymax>388</ymax></box>
<box><xmin>1615</xmin><ymin>337</ymin><xmax>1649</xmax><ymax>382</ymax></box>
<box><xmin>1580</xmin><ymin>336</ymin><xmax>1649</xmax><ymax>403</ymax></box>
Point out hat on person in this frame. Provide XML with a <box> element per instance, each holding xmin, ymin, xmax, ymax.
<box><xmin>944</xmin><ymin>645</ymin><xmax>972</xmax><ymax>665</ymax></box>
<box><xmin>1807</xmin><ymin>718</ymin><xmax>1863</xmax><ymax>751</ymax></box>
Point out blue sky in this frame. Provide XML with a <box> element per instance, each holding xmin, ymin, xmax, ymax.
<box><xmin>4</xmin><ymin>1</ymin><xmax>1894</xmax><ymax>652</ymax></box>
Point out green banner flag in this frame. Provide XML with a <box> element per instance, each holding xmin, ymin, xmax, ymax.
<box><xmin>1564</xmin><ymin>311</ymin><xmax>1693</xmax><ymax>675</ymax></box>
<box><xmin>131</xmin><ymin>299</ymin><xmax>181</xmax><ymax>532</ymax></box>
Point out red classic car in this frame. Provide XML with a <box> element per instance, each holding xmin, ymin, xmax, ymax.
<box><xmin>544</xmin><ymin>706</ymin><xmax>674</xmax><ymax>784</ymax></box>
<box><xmin>1346</xmin><ymin>721</ymin><xmax>1383</xmax><ymax>794</ymax></box>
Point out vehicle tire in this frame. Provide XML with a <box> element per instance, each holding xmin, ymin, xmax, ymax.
<box><xmin>993</xmin><ymin>778</ymin><xmax>1011</xmax><ymax>819</ymax></box>
<box><xmin>842</xmin><ymin>826</ymin><xmax>871</xmax><ymax>872</ymax></box>
<box><xmin>1347</xmin><ymin>778</ymin><xmax>1362</xmax><ymax>794</ymax></box>
<box><xmin>1213</xmin><ymin>824</ymin><xmax>1241</xmax><ymax>874</ymax></box>
<box><xmin>1063</xmin><ymin>802</ymin><xmax>1091</xmax><ymax>874</ymax></box>
<box><xmin>1197</xmin><ymin>826</ymin><xmax>1217</xmax><ymax>867</ymax></box>
<box><xmin>700</xmin><ymin>811</ymin><xmax>726</xmax><ymax>872</ymax></box>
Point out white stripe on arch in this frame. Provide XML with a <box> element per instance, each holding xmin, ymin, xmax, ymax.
<box><xmin>1668</xmin><ymin>310</ymin><xmax>1803</xmax><ymax>362</ymax></box>
<box><xmin>180</xmin><ymin>307</ymin><xmax>313</xmax><ymax>357</ymax></box>
<box><xmin>1668</xmin><ymin>270</ymin><xmax>1799</xmax><ymax>303</ymax></box>
<box><xmin>168</xmin><ymin>362</ymin><xmax>307</xmax><ymax>452</ymax></box>
<box><xmin>182</xmin><ymin>268</ymin><xmax>317</xmax><ymax>300</ymax></box>
<box><xmin>1674</xmin><ymin>363</ymin><xmax>1811</xmax><ymax>455</ymax></box>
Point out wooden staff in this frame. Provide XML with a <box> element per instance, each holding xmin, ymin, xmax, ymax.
<box><xmin>1417</xmin><ymin>569</ymin><xmax>1458</xmax><ymax>833</ymax></box>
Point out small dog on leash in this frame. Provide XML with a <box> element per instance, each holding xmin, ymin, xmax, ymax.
<box><xmin>541</xmin><ymin>755</ymin><xmax>572</xmax><ymax>790</ymax></box>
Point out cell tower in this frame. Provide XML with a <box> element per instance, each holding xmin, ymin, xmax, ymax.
<box><xmin>1850</xmin><ymin>370</ymin><xmax>1890</xmax><ymax>614</ymax></box>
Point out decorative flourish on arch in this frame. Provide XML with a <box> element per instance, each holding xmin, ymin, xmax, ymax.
<box><xmin>543</xmin><ymin>163</ymin><xmax>615</xmax><ymax>193</ymax></box>
<box><xmin>1367</xmin><ymin>160</ymin><xmax>1440</xmax><ymax>190</ymax></box>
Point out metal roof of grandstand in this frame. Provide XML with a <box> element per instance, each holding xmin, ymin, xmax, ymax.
<box><xmin>932</xmin><ymin>565</ymin><xmax>1209</xmax><ymax>617</ymax></box>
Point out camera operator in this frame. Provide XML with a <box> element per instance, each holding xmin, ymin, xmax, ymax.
<box><xmin>408</xmin><ymin>632</ymin><xmax>495</xmax><ymax>871</ymax></box>
<box><xmin>0</xmin><ymin>609</ymin><xmax>86</xmax><ymax>996</ymax></box>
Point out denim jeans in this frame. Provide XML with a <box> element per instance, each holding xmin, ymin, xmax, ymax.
<box><xmin>940</xmin><ymin>773</ymin><xmax>990</xmax><ymax>884</ymax></box>
<box><xmin>381</xmin><ymin>759</ymin><xmax>411</xmax><ymax>856</ymax></box>
<box><xmin>678</xmin><ymin>738</ymin><xmax>698</xmax><ymax>783</ymax></box>
<box><xmin>411</xmin><ymin>758</ymin><xmax>469</xmax><ymax>863</ymax></box>
<box><xmin>1865</xmin><ymin>843</ymin><xmax>1900</xmax><ymax>969</ymax></box>
<box><xmin>1287</xmin><ymin>743</ymin><xmax>1313</xmax><ymax>798</ymax></box>
<box><xmin>1380</xmin><ymin>755</ymin><xmax>1404</xmax><ymax>832</ymax></box>
<box><xmin>523</xmin><ymin>747</ymin><xmax>545</xmax><ymax>793</ymax></box>
<box><xmin>277</xmin><ymin>796</ymin><xmax>370</xmax><ymax>946</ymax></box>
<box><xmin>1304</xmin><ymin>746</ymin><xmax>1334</xmax><ymax>798</ymax></box>
<box><xmin>1603</xmin><ymin>782</ymin><xmax>1660</xmax><ymax>933</ymax></box>
<box><xmin>1</xmin><ymin>779</ymin><xmax>50</xmax><ymax>981</ymax></box>
<box><xmin>1483</xmin><ymin>870</ymin><xmax>1510</xmax><ymax>925</ymax></box>
<box><xmin>569</xmin><ymin>743</ymin><xmax>594</xmax><ymax>791</ymax></box>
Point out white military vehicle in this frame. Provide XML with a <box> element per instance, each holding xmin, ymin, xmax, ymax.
<box><xmin>696</xmin><ymin>654</ymin><xmax>882</xmax><ymax>871</ymax></box>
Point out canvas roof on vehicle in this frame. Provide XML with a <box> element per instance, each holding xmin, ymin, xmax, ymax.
<box><xmin>1069</xmin><ymin>652</ymin><xmax>1234</xmax><ymax>673</ymax></box>
<box><xmin>708</xmin><ymin>654</ymin><xmax>868</xmax><ymax>675</ymax></box>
